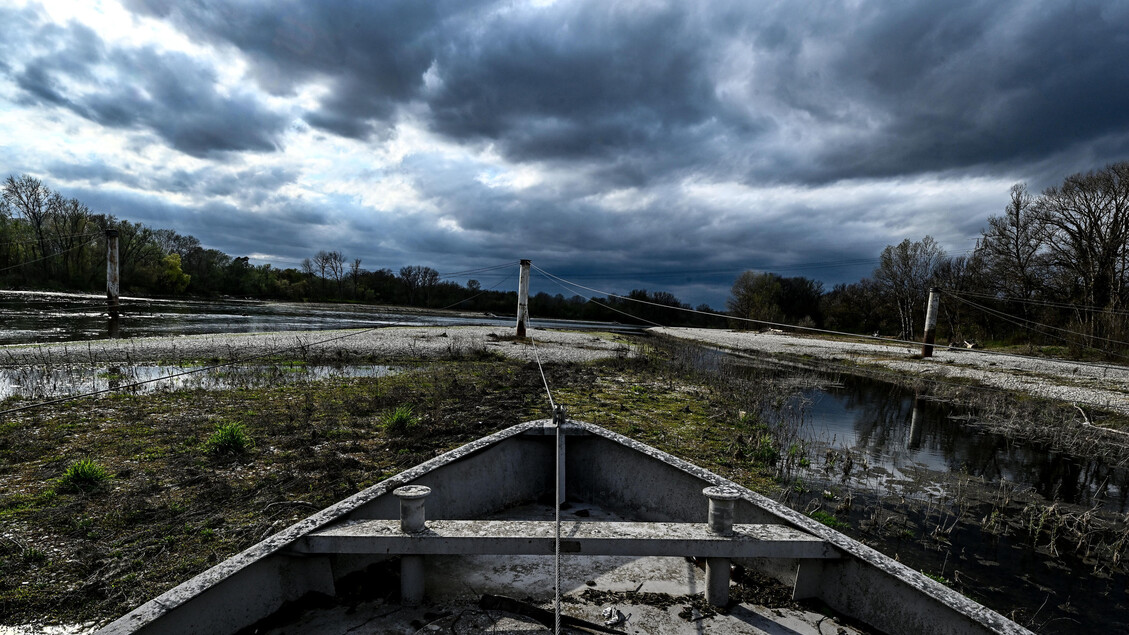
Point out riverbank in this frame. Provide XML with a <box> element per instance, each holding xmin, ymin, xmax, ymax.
<box><xmin>652</xmin><ymin>327</ymin><xmax>1129</xmax><ymax>421</ymax></box>
<box><xmin>0</xmin><ymin>326</ymin><xmax>635</xmax><ymax>367</ymax></box>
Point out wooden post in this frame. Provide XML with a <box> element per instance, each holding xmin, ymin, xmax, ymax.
<box><xmin>516</xmin><ymin>259</ymin><xmax>531</xmax><ymax>338</ymax></box>
<box><xmin>921</xmin><ymin>287</ymin><xmax>940</xmax><ymax>357</ymax></box>
<box><xmin>106</xmin><ymin>229</ymin><xmax>120</xmax><ymax>319</ymax></box>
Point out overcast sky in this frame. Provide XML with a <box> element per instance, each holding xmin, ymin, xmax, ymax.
<box><xmin>2</xmin><ymin>0</ymin><xmax>1128</xmax><ymax>307</ymax></box>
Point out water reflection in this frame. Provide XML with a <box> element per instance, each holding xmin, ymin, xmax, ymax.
<box><xmin>794</xmin><ymin>376</ymin><xmax>1129</xmax><ymax>512</ymax></box>
<box><xmin>0</xmin><ymin>290</ymin><xmax>642</xmax><ymax>345</ymax></box>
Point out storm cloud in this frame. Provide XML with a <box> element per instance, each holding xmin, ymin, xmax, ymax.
<box><xmin>3</xmin><ymin>0</ymin><xmax>1128</xmax><ymax>305</ymax></box>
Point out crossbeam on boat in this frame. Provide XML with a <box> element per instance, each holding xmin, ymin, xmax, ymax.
<box><xmin>288</xmin><ymin>519</ymin><xmax>840</xmax><ymax>560</ymax></box>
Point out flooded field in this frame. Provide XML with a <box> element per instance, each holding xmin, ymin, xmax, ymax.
<box><xmin>0</xmin><ymin>290</ymin><xmax>639</xmax><ymax>345</ymax></box>
<box><xmin>0</xmin><ymin>362</ymin><xmax>399</xmax><ymax>401</ymax></box>
<box><xmin>772</xmin><ymin>373</ymin><xmax>1129</xmax><ymax>633</ymax></box>
<box><xmin>3</xmin><ymin>293</ymin><xmax>1127</xmax><ymax>632</ymax></box>
<box><xmin>793</xmin><ymin>377</ymin><xmax>1129</xmax><ymax>513</ymax></box>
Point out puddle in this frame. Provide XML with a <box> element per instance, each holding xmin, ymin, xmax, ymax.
<box><xmin>786</xmin><ymin>375</ymin><xmax>1129</xmax><ymax>513</ymax></box>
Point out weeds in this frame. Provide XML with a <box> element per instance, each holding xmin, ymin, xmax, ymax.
<box><xmin>57</xmin><ymin>459</ymin><xmax>110</xmax><ymax>492</ymax></box>
<box><xmin>382</xmin><ymin>405</ymin><xmax>418</xmax><ymax>434</ymax></box>
<box><xmin>205</xmin><ymin>422</ymin><xmax>251</xmax><ymax>455</ymax></box>
<box><xmin>809</xmin><ymin>509</ymin><xmax>849</xmax><ymax>529</ymax></box>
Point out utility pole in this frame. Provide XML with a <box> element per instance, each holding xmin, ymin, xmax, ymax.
<box><xmin>516</xmin><ymin>259</ymin><xmax>531</xmax><ymax>338</ymax></box>
<box><xmin>921</xmin><ymin>287</ymin><xmax>940</xmax><ymax>357</ymax></box>
<box><xmin>106</xmin><ymin>229</ymin><xmax>120</xmax><ymax>319</ymax></box>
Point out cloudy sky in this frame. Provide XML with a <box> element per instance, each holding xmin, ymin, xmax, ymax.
<box><xmin>2</xmin><ymin>0</ymin><xmax>1128</xmax><ymax>307</ymax></box>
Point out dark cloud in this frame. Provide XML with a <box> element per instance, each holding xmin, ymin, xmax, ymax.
<box><xmin>125</xmin><ymin>0</ymin><xmax>454</xmax><ymax>138</ymax></box>
<box><xmin>7</xmin><ymin>0</ymin><xmax>1129</xmax><ymax>307</ymax></box>
<box><xmin>5</xmin><ymin>12</ymin><xmax>287</xmax><ymax>157</ymax></box>
<box><xmin>119</xmin><ymin>0</ymin><xmax>1129</xmax><ymax>186</ymax></box>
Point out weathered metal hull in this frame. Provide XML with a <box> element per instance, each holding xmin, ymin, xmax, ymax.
<box><xmin>97</xmin><ymin>420</ymin><xmax>1031</xmax><ymax>634</ymax></box>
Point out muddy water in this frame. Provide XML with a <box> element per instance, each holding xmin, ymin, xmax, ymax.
<box><xmin>0</xmin><ymin>290</ymin><xmax>641</xmax><ymax>345</ymax></box>
<box><xmin>774</xmin><ymin>374</ymin><xmax>1129</xmax><ymax>634</ymax></box>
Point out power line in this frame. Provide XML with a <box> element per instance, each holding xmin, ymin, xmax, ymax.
<box><xmin>0</xmin><ymin>233</ymin><xmax>99</xmax><ymax>271</ymax></box>
<box><xmin>534</xmin><ymin>269</ymin><xmax>667</xmax><ymax>327</ymax></box>
<box><xmin>0</xmin><ymin>232</ymin><xmax>102</xmax><ymax>248</ymax></box>
<box><xmin>942</xmin><ymin>291</ymin><xmax>1129</xmax><ymax>362</ymax></box>
<box><xmin>438</xmin><ymin>261</ymin><xmax>516</xmax><ymax>278</ymax></box>
<box><xmin>948</xmin><ymin>289</ymin><xmax>1129</xmax><ymax>318</ymax></box>
<box><xmin>544</xmin><ymin>257</ymin><xmax>883</xmax><ymax>281</ymax></box>
<box><xmin>436</xmin><ymin>270</ymin><xmax>516</xmax><ymax>311</ymax></box>
<box><xmin>534</xmin><ymin>265</ymin><xmax>1129</xmax><ymax>372</ymax></box>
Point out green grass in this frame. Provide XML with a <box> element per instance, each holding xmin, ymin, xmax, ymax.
<box><xmin>809</xmin><ymin>510</ymin><xmax>849</xmax><ymax>530</ymax></box>
<box><xmin>57</xmin><ymin>459</ymin><xmax>110</xmax><ymax>493</ymax></box>
<box><xmin>381</xmin><ymin>404</ymin><xmax>418</xmax><ymax>434</ymax></box>
<box><xmin>205</xmin><ymin>422</ymin><xmax>251</xmax><ymax>455</ymax></box>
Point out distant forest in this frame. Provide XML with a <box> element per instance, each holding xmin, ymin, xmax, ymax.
<box><xmin>5</xmin><ymin>162</ymin><xmax>1129</xmax><ymax>355</ymax></box>
<box><xmin>0</xmin><ymin>174</ymin><xmax>721</xmax><ymax>327</ymax></box>
<box><xmin>733</xmin><ymin>162</ymin><xmax>1129</xmax><ymax>358</ymax></box>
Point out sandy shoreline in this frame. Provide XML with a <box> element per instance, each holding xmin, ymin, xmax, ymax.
<box><xmin>651</xmin><ymin>326</ymin><xmax>1129</xmax><ymax>416</ymax></box>
<box><xmin>0</xmin><ymin>326</ymin><xmax>634</xmax><ymax>367</ymax></box>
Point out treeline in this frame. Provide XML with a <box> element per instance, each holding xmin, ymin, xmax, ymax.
<box><xmin>1</xmin><ymin>174</ymin><xmax>719</xmax><ymax>326</ymax></box>
<box><xmin>728</xmin><ymin>161</ymin><xmax>1129</xmax><ymax>356</ymax></box>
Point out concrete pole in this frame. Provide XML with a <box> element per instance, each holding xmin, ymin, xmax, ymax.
<box><xmin>921</xmin><ymin>287</ymin><xmax>940</xmax><ymax>358</ymax></box>
<box><xmin>908</xmin><ymin>395</ymin><xmax>923</xmax><ymax>451</ymax></box>
<box><xmin>394</xmin><ymin>485</ymin><xmax>431</xmax><ymax>606</ymax></box>
<box><xmin>516</xmin><ymin>259</ymin><xmax>531</xmax><ymax>338</ymax></box>
<box><xmin>703</xmin><ymin>485</ymin><xmax>740</xmax><ymax>606</ymax></box>
<box><xmin>105</xmin><ymin>229</ymin><xmax>120</xmax><ymax>319</ymax></box>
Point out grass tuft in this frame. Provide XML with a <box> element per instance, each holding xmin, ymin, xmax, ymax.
<box><xmin>205</xmin><ymin>422</ymin><xmax>251</xmax><ymax>455</ymax></box>
<box><xmin>57</xmin><ymin>459</ymin><xmax>110</xmax><ymax>493</ymax></box>
<box><xmin>381</xmin><ymin>405</ymin><xmax>418</xmax><ymax>434</ymax></box>
<box><xmin>809</xmin><ymin>510</ymin><xmax>849</xmax><ymax>530</ymax></box>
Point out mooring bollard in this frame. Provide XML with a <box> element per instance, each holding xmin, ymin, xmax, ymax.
<box><xmin>703</xmin><ymin>485</ymin><xmax>741</xmax><ymax>606</ymax></box>
<box><xmin>394</xmin><ymin>485</ymin><xmax>431</xmax><ymax>606</ymax></box>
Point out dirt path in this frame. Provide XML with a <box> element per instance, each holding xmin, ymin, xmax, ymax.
<box><xmin>651</xmin><ymin>327</ymin><xmax>1129</xmax><ymax>417</ymax></box>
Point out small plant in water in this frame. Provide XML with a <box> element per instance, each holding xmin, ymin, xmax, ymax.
<box><xmin>58</xmin><ymin>459</ymin><xmax>110</xmax><ymax>492</ymax></box>
<box><xmin>206</xmin><ymin>422</ymin><xmax>251</xmax><ymax>455</ymax></box>
<box><xmin>382</xmin><ymin>405</ymin><xmax>418</xmax><ymax>434</ymax></box>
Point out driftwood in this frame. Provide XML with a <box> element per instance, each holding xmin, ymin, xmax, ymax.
<box><xmin>478</xmin><ymin>594</ymin><xmax>626</xmax><ymax>634</ymax></box>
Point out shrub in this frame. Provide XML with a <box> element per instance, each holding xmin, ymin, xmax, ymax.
<box><xmin>382</xmin><ymin>405</ymin><xmax>418</xmax><ymax>435</ymax></box>
<box><xmin>58</xmin><ymin>459</ymin><xmax>110</xmax><ymax>492</ymax></box>
<box><xmin>206</xmin><ymin>422</ymin><xmax>251</xmax><ymax>455</ymax></box>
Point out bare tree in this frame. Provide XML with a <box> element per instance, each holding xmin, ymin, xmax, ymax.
<box><xmin>399</xmin><ymin>265</ymin><xmax>439</xmax><ymax>306</ymax></box>
<box><xmin>325</xmin><ymin>250</ymin><xmax>346</xmax><ymax>297</ymax></box>
<box><xmin>981</xmin><ymin>183</ymin><xmax>1048</xmax><ymax>307</ymax></box>
<box><xmin>1035</xmin><ymin>161</ymin><xmax>1129</xmax><ymax>341</ymax></box>
<box><xmin>350</xmin><ymin>258</ymin><xmax>362</xmax><ymax>298</ymax></box>
<box><xmin>312</xmin><ymin>251</ymin><xmax>333</xmax><ymax>297</ymax></box>
<box><xmin>3</xmin><ymin>175</ymin><xmax>53</xmax><ymax>272</ymax></box>
<box><xmin>48</xmin><ymin>196</ymin><xmax>95</xmax><ymax>282</ymax></box>
<box><xmin>874</xmin><ymin>236</ymin><xmax>945</xmax><ymax>341</ymax></box>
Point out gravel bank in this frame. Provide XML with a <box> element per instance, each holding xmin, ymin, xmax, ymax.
<box><xmin>0</xmin><ymin>326</ymin><xmax>634</xmax><ymax>366</ymax></box>
<box><xmin>651</xmin><ymin>326</ymin><xmax>1129</xmax><ymax>416</ymax></box>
